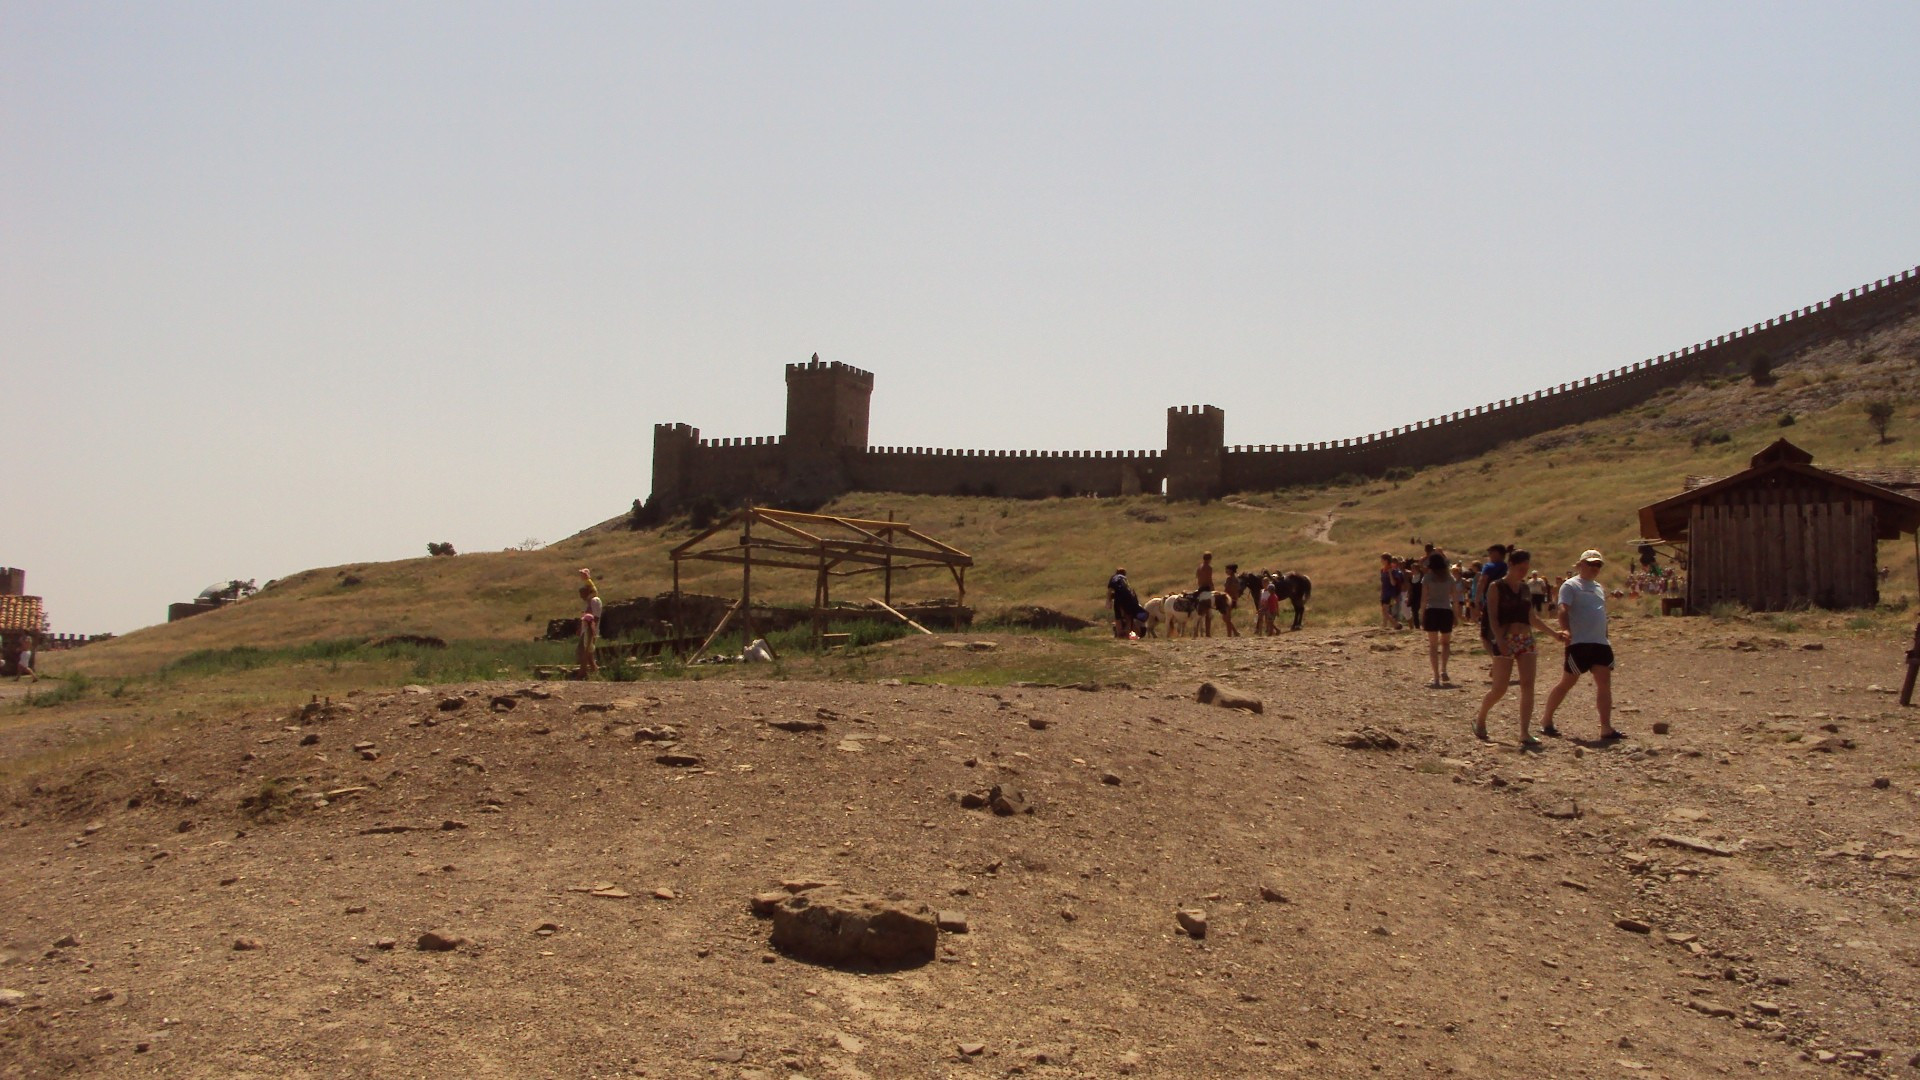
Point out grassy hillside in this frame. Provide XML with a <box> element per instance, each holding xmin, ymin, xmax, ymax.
<box><xmin>56</xmin><ymin>310</ymin><xmax>1920</xmax><ymax>679</ymax></box>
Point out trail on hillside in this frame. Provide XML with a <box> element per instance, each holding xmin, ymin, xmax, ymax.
<box><xmin>1303</xmin><ymin>508</ymin><xmax>1338</xmax><ymax>543</ymax></box>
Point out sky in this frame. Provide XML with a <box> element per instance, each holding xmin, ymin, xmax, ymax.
<box><xmin>4</xmin><ymin>2</ymin><xmax>1918</xmax><ymax>635</ymax></box>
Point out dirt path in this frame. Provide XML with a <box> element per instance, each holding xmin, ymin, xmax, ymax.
<box><xmin>1302</xmin><ymin>508</ymin><xmax>1338</xmax><ymax>543</ymax></box>
<box><xmin>1</xmin><ymin>624</ymin><xmax>1916</xmax><ymax>1077</ymax></box>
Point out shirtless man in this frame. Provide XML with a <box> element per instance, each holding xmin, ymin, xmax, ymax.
<box><xmin>1195</xmin><ymin>552</ymin><xmax>1216</xmax><ymax>637</ymax></box>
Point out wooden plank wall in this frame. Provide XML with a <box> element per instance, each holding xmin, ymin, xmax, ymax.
<box><xmin>1687</xmin><ymin>487</ymin><xmax>1878</xmax><ymax>611</ymax></box>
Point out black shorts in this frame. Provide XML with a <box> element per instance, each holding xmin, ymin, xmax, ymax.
<box><xmin>1564</xmin><ymin>643</ymin><xmax>1614</xmax><ymax>674</ymax></box>
<box><xmin>1423</xmin><ymin>608</ymin><xmax>1455</xmax><ymax>634</ymax></box>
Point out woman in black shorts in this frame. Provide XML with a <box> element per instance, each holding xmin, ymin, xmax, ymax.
<box><xmin>1420</xmin><ymin>552</ymin><xmax>1458</xmax><ymax>688</ymax></box>
<box><xmin>1473</xmin><ymin>549</ymin><xmax>1569</xmax><ymax>748</ymax></box>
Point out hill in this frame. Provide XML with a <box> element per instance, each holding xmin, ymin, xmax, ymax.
<box><xmin>51</xmin><ymin>305</ymin><xmax>1920</xmax><ymax>680</ymax></box>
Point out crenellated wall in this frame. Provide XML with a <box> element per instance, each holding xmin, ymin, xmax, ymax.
<box><xmin>644</xmin><ymin>264</ymin><xmax>1920</xmax><ymax>509</ymax></box>
<box><xmin>852</xmin><ymin>447</ymin><xmax>1163</xmax><ymax>499</ymax></box>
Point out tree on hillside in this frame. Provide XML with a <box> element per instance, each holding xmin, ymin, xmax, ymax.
<box><xmin>1864</xmin><ymin>398</ymin><xmax>1896</xmax><ymax>443</ymax></box>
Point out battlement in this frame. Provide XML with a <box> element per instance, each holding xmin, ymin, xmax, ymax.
<box><xmin>641</xmin><ymin>263</ymin><xmax>1920</xmax><ymax>509</ymax></box>
<box><xmin>785</xmin><ymin>358</ymin><xmax>875</xmax><ymax>386</ymax></box>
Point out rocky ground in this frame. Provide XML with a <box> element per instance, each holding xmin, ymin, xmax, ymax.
<box><xmin>2</xmin><ymin>618</ymin><xmax>1918</xmax><ymax>1079</ymax></box>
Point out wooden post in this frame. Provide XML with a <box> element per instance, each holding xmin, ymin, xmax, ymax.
<box><xmin>741</xmin><ymin>509</ymin><xmax>754</xmax><ymax>653</ymax></box>
<box><xmin>814</xmin><ymin>556</ymin><xmax>828</xmax><ymax>651</ymax></box>
<box><xmin>1905</xmin><ymin>531</ymin><xmax>1920</xmax><ymax>707</ymax></box>
<box><xmin>884</xmin><ymin>510</ymin><xmax>894</xmax><ymax>607</ymax></box>
<box><xmin>670</xmin><ymin>559</ymin><xmax>681</xmax><ymax>651</ymax></box>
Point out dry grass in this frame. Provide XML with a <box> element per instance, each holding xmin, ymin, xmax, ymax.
<box><xmin>45</xmin><ymin>315</ymin><xmax>1920</xmax><ymax>684</ymax></box>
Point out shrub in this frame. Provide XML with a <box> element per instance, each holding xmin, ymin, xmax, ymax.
<box><xmin>1383</xmin><ymin>466</ymin><xmax>1415</xmax><ymax>482</ymax></box>
<box><xmin>687</xmin><ymin>495</ymin><xmax>723</xmax><ymax>531</ymax></box>
<box><xmin>1690</xmin><ymin>429</ymin><xmax>1732</xmax><ymax>448</ymax></box>
<box><xmin>427</xmin><ymin>542</ymin><xmax>457</xmax><ymax>557</ymax></box>
<box><xmin>1748</xmin><ymin>355</ymin><xmax>1776</xmax><ymax>386</ymax></box>
<box><xmin>1864</xmin><ymin>398</ymin><xmax>1895</xmax><ymax>443</ymax></box>
<box><xmin>1777</xmin><ymin>412</ymin><xmax>1795</xmax><ymax>427</ymax></box>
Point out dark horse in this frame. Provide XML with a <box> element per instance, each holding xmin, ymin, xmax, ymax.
<box><xmin>1245</xmin><ymin>571</ymin><xmax>1312</xmax><ymax>631</ymax></box>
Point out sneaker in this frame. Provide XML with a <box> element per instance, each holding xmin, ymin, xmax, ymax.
<box><xmin>1429</xmin><ymin>678</ymin><xmax>1442</xmax><ymax>689</ymax></box>
<box><xmin>1599</xmin><ymin>729</ymin><xmax>1626</xmax><ymax>742</ymax></box>
<box><xmin>1540</xmin><ymin>725</ymin><xmax>1561</xmax><ymax>738</ymax></box>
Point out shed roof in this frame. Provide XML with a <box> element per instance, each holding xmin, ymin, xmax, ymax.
<box><xmin>1638</xmin><ymin>439</ymin><xmax>1920</xmax><ymax>542</ymax></box>
<box><xmin>0</xmin><ymin>594</ymin><xmax>45</xmax><ymax>634</ymax></box>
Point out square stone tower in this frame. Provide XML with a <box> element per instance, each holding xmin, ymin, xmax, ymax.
<box><xmin>1166</xmin><ymin>405</ymin><xmax>1225</xmax><ymax>500</ymax></box>
<box><xmin>784</xmin><ymin>355</ymin><xmax>873</xmax><ymax>454</ymax></box>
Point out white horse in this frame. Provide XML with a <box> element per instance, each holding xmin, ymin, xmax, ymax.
<box><xmin>1150</xmin><ymin>590</ymin><xmax>1214</xmax><ymax>638</ymax></box>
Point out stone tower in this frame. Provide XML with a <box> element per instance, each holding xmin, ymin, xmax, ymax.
<box><xmin>785</xmin><ymin>355</ymin><xmax>873</xmax><ymax>454</ymax></box>
<box><xmin>1165</xmin><ymin>405</ymin><xmax>1225</xmax><ymax>500</ymax></box>
<box><xmin>649</xmin><ymin>422</ymin><xmax>700</xmax><ymax>512</ymax></box>
<box><xmin>783</xmin><ymin>355</ymin><xmax>873</xmax><ymax>504</ymax></box>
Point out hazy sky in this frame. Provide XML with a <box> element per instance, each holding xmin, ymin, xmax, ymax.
<box><xmin>5</xmin><ymin>2</ymin><xmax>1918</xmax><ymax>634</ymax></box>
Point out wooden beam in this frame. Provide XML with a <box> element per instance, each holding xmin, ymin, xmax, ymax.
<box><xmin>686</xmin><ymin>600</ymin><xmax>741</xmax><ymax>663</ymax></box>
<box><xmin>868</xmin><ymin>597</ymin><xmax>933</xmax><ymax>635</ymax></box>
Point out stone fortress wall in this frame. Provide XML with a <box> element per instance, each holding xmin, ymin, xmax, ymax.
<box><xmin>647</xmin><ymin>266</ymin><xmax>1920</xmax><ymax>509</ymax></box>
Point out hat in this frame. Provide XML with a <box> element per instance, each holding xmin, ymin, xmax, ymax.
<box><xmin>1579</xmin><ymin>549</ymin><xmax>1605</xmax><ymax>564</ymax></box>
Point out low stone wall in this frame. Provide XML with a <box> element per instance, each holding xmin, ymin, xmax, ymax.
<box><xmin>545</xmin><ymin>592</ymin><xmax>973</xmax><ymax>642</ymax></box>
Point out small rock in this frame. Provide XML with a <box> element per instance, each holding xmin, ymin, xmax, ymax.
<box><xmin>633</xmin><ymin>726</ymin><xmax>680</xmax><ymax>742</ymax></box>
<box><xmin>1615</xmin><ymin>917</ymin><xmax>1653</xmax><ymax>934</ymax></box>
<box><xmin>1027</xmin><ymin>717</ymin><xmax>1049</xmax><ymax>730</ymax></box>
<box><xmin>299</xmin><ymin>733</ymin><xmax>320</xmax><ymax>746</ymax></box>
<box><xmin>1330</xmin><ymin>727</ymin><xmax>1401</xmax><ymax>751</ymax></box>
<box><xmin>988</xmin><ymin>786</ymin><xmax>1032</xmax><ymax>816</ymax></box>
<box><xmin>0</xmin><ymin>989</ymin><xmax>30</xmax><ymax>1007</ymax></box>
<box><xmin>416</xmin><ymin>931</ymin><xmax>465</xmax><ymax>951</ymax></box>
<box><xmin>438</xmin><ymin>696</ymin><xmax>465</xmax><ymax>711</ymax></box>
<box><xmin>232</xmin><ymin>937</ymin><xmax>263</xmax><ymax>951</ymax></box>
<box><xmin>533</xmin><ymin>922</ymin><xmax>560</xmax><ymax>936</ymax></box>
<box><xmin>1542</xmin><ymin>801</ymin><xmax>1581</xmax><ymax>820</ymax></box>
<box><xmin>1258</xmin><ymin>884</ymin><xmax>1289</xmax><ymax>903</ymax></box>
<box><xmin>767</xmin><ymin>719</ymin><xmax>826</xmax><ymax>732</ymax></box>
<box><xmin>1751</xmin><ymin>1000</ymin><xmax>1782</xmax><ymax>1016</ymax></box>
<box><xmin>652</xmin><ymin>887</ymin><xmax>676</xmax><ymax>901</ymax></box>
<box><xmin>937</xmin><ymin>911</ymin><xmax>970</xmax><ymax>934</ymax></box>
<box><xmin>358</xmin><ymin>749</ymin><xmax>380</xmax><ymax>762</ymax></box>
<box><xmin>440</xmin><ymin>819</ymin><xmax>467</xmax><ymax>831</ymax></box>
<box><xmin>1651</xmin><ymin>721</ymin><xmax>1671</xmax><ymax>735</ymax></box>
<box><xmin>957</xmin><ymin>1042</ymin><xmax>986</xmax><ymax>1057</ymax></box>
<box><xmin>750</xmin><ymin>892</ymin><xmax>786</xmax><ymax>917</ymax></box>
<box><xmin>373</xmin><ymin>937</ymin><xmax>398</xmax><ymax>950</ymax></box>
<box><xmin>488</xmin><ymin>695</ymin><xmax>517</xmax><ymax>711</ymax></box>
<box><xmin>1872</xmin><ymin>777</ymin><xmax>1891</xmax><ymax>790</ymax></box>
<box><xmin>1194</xmin><ymin>682</ymin><xmax>1263</xmax><ymax>713</ymax></box>
<box><xmin>1687</xmin><ymin>1000</ymin><xmax>1736</xmax><ymax>1019</ymax></box>
<box><xmin>1175</xmin><ymin>908</ymin><xmax>1208</xmax><ymax>938</ymax></box>
<box><xmin>958</xmin><ymin>792</ymin><xmax>988</xmax><ymax>809</ymax></box>
<box><xmin>655</xmin><ymin>753</ymin><xmax>703</xmax><ymax>768</ymax></box>
<box><xmin>1558</xmin><ymin>878</ymin><xmax>1590</xmax><ymax>892</ymax></box>
<box><xmin>1100</xmin><ymin>772</ymin><xmax>1122</xmax><ymax>786</ymax></box>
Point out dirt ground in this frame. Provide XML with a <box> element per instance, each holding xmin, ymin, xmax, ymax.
<box><xmin>2</xmin><ymin>617</ymin><xmax>1918</xmax><ymax>1079</ymax></box>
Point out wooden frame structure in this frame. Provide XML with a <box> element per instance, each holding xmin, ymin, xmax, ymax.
<box><xmin>1639</xmin><ymin>440</ymin><xmax>1920</xmax><ymax>613</ymax></box>
<box><xmin>668</xmin><ymin>507</ymin><xmax>974</xmax><ymax>652</ymax></box>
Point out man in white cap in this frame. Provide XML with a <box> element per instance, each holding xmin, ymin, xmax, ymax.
<box><xmin>1540</xmin><ymin>549</ymin><xmax>1621</xmax><ymax>741</ymax></box>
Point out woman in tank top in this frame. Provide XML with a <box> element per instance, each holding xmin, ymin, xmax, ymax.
<box><xmin>1473</xmin><ymin>549</ymin><xmax>1569</xmax><ymax>748</ymax></box>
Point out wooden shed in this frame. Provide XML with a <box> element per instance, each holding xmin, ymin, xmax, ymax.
<box><xmin>1638</xmin><ymin>439</ymin><xmax>1920</xmax><ymax>612</ymax></box>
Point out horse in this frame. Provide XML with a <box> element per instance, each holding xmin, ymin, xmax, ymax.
<box><xmin>1152</xmin><ymin>590</ymin><xmax>1214</xmax><ymax>638</ymax></box>
<box><xmin>1264</xmin><ymin>571</ymin><xmax>1312</xmax><ymax>631</ymax></box>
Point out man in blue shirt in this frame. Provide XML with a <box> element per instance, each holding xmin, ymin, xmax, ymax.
<box><xmin>1540</xmin><ymin>549</ymin><xmax>1622</xmax><ymax>741</ymax></box>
